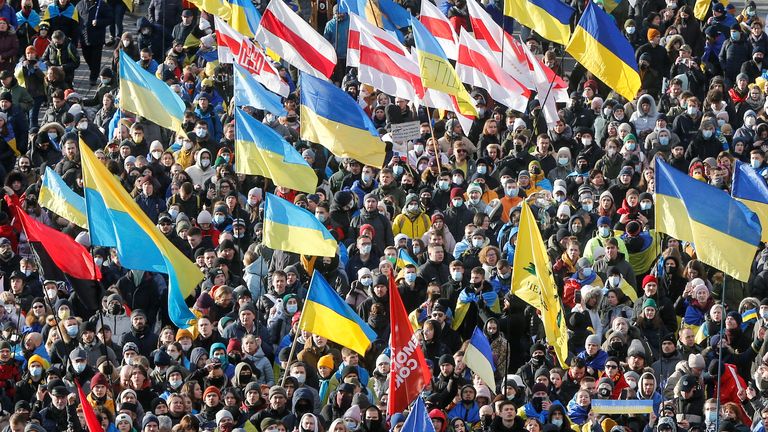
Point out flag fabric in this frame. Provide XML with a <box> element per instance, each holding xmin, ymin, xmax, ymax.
<box><xmin>358</xmin><ymin>31</ymin><xmax>424</xmax><ymax>101</ymax></box>
<box><xmin>225</xmin><ymin>0</ymin><xmax>262</xmax><ymax>37</ymax></box>
<box><xmin>119</xmin><ymin>51</ymin><xmax>187</xmax><ymax>137</ymax></box>
<box><xmin>233</xmin><ymin>64</ymin><xmax>287</xmax><ymax>116</ymax></box>
<box><xmin>565</xmin><ymin>1</ymin><xmax>640</xmax><ymax>100</ymax></box>
<box><xmin>655</xmin><ymin>159</ymin><xmax>761</xmax><ymax>282</ymax></box>
<box><xmin>388</xmin><ymin>274</ymin><xmax>431</xmax><ymax>415</ymax></box>
<box><xmin>234</xmin><ymin>108</ymin><xmax>317</xmax><ymax>193</ymax></box>
<box><xmin>592</xmin><ymin>400</ymin><xmax>653</xmax><ymax>415</ymax></box>
<box><xmin>255</xmin><ymin>0</ymin><xmax>337</xmax><ymax>79</ymax></box>
<box><xmin>717</xmin><ymin>363</ymin><xmax>752</xmax><ymax>426</ymax></box>
<box><xmin>731</xmin><ymin>161</ymin><xmax>768</xmax><ymax>242</ymax></box>
<box><xmin>456</xmin><ymin>29</ymin><xmax>529</xmax><ymax>113</ymax></box>
<box><xmin>39</xmin><ymin>166</ymin><xmax>87</xmax><ymax>229</ymax></box>
<box><xmin>299</xmin><ymin>72</ymin><xmax>386</xmax><ymax>167</ymax></box>
<box><xmin>602</xmin><ymin>0</ymin><xmax>622</xmax><ymax>13</ymax></box>
<box><xmin>504</xmin><ymin>0</ymin><xmax>574</xmax><ymax>45</ymax></box>
<box><xmin>401</xmin><ymin>397</ymin><xmax>437</xmax><ymax>432</ymax></box>
<box><xmin>348</xmin><ymin>13</ymin><xmax>405</xmax><ymax>67</ymax></box>
<box><xmin>463</xmin><ymin>0</ymin><xmax>533</xmax><ymax>89</ymax></box>
<box><xmin>512</xmin><ymin>201</ymin><xmax>569</xmax><ymax>367</ymax></box>
<box><xmin>396</xmin><ymin>248</ymin><xmax>417</xmax><ymax>269</ymax></box>
<box><xmin>298</xmin><ymin>271</ymin><xmax>377</xmax><ymax>354</ymax></box>
<box><xmin>42</xmin><ymin>3</ymin><xmax>79</xmax><ymax>23</ymax></box>
<box><xmin>79</xmin><ymin>141</ymin><xmax>201</xmax><ymax>328</ymax></box>
<box><xmin>419</xmin><ymin>0</ymin><xmax>458</xmax><ymax>60</ymax></box>
<box><xmin>75</xmin><ymin>379</ymin><xmax>104</xmax><ymax>432</ymax></box>
<box><xmin>187</xmin><ymin>0</ymin><xmax>231</xmax><ymax>19</ymax></box>
<box><xmin>216</xmin><ymin>17</ymin><xmax>290</xmax><ymax>97</ymax></box>
<box><xmin>339</xmin><ymin>0</ymin><xmax>409</xmax><ymax>41</ymax></box>
<box><xmin>520</xmin><ymin>41</ymin><xmax>561</xmax><ymax>127</ymax></box>
<box><xmin>263</xmin><ymin>193</ymin><xmax>338</xmax><ymax>257</ymax></box>
<box><xmin>464</xmin><ymin>327</ymin><xmax>496</xmax><ymax>389</ymax></box>
<box><xmin>410</xmin><ymin>17</ymin><xmax>476</xmax><ymax>117</ymax></box>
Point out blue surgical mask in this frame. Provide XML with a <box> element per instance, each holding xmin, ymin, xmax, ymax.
<box><xmin>505</xmin><ymin>187</ymin><xmax>519</xmax><ymax>197</ymax></box>
<box><xmin>552</xmin><ymin>419</ymin><xmax>564</xmax><ymax>427</ymax></box>
<box><xmin>702</xmin><ymin>129</ymin><xmax>713</xmax><ymax>139</ymax></box>
<box><xmin>438</xmin><ymin>180</ymin><xmax>450</xmax><ymax>191</ymax></box>
<box><xmin>360</xmin><ymin>244</ymin><xmax>372</xmax><ymax>255</ymax></box>
<box><xmin>640</xmin><ymin>202</ymin><xmax>652</xmax><ymax>210</ymax></box>
<box><xmin>66</xmin><ymin>325</ymin><xmax>79</xmax><ymax>337</ymax></box>
<box><xmin>452</xmin><ymin>199</ymin><xmax>463</xmax><ymax>207</ymax></box>
<box><xmin>412</xmin><ymin>246</ymin><xmax>421</xmax><ymax>254</ymax></box>
<box><xmin>659</xmin><ymin>136</ymin><xmax>670</xmax><ymax>145</ymax></box>
<box><xmin>286</xmin><ymin>304</ymin><xmax>298</xmax><ymax>314</ymax></box>
<box><xmin>582</xmin><ymin>203</ymin><xmax>593</xmax><ymax>212</ymax></box>
<box><xmin>451</xmin><ymin>271</ymin><xmax>463</xmax><ymax>282</ymax></box>
<box><xmin>752</xmin><ymin>159</ymin><xmax>761</xmax><ymax>169</ymax></box>
<box><xmin>405</xmin><ymin>273</ymin><xmax>417</xmax><ymax>284</ymax></box>
<box><xmin>73</xmin><ymin>363</ymin><xmax>86</xmax><ymax>373</ymax></box>
<box><xmin>213</xmin><ymin>215</ymin><xmax>225</xmax><ymax>224</ymax></box>
<box><xmin>30</xmin><ymin>366</ymin><xmax>42</xmax><ymax>377</ymax></box>
<box><xmin>477</xmin><ymin>165</ymin><xmax>487</xmax><ymax>175</ymax></box>
<box><xmin>599</xmin><ymin>227</ymin><xmax>610</xmax><ymax>237</ymax></box>
<box><xmin>731</xmin><ymin>31</ymin><xmax>740</xmax><ymax>41</ymax></box>
<box><xmin>393</xmin><ymin>165</ymin><xmax>404</xmax><ymax>176</ymax></box>
<box><xmin>360</xmin><ymin>276</ymin><xmax>372</xmax><ymax>286</ymax></box>
<box><xmin>582</xmin><ymin>268</ymin><xmax>593</xmax><ymax>277</ymax></box>
<box><xmin>558</xmin><ymin>157</ymin><xmax>569</xmax><ymax>166</ymax></box>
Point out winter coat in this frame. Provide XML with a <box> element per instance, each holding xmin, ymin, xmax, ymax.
<box><xmin>75</xmin><ymin>0</ymin><xmax>112</xmax><ymax>46</ymax></box>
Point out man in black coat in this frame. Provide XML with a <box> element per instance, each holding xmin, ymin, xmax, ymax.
<box><xmin>75</xmin><ymin>0</ymin><xmax>112</xmax><ymax>85</ymax></box>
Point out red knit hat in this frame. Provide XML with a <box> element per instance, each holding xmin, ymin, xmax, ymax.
<box><xmin>91</xmin><ymin>372</ymin><xmax>109</xmax><ymax>388</ymax></box>
<box><xmin>450</xmin><ymin>187</ymin><xmax>464</xmax><ymax>200</ymax></box>
<box><xmin>642</xmin><ymin>274</ymin><xmax>658</xmax><ymax>288</ymax></box>
<box><xmin>203</xmin><ymin>386</ymin><xmax>221</xmax><ymax>399</ymax></box>
<box><xmin>226</xmin><ymin>338</ymin><xmax>241</xmax><ymax>353</ymax></box>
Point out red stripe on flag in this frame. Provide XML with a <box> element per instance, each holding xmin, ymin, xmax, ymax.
<box><xmin>76</xmin><ymin>379</ymin><xmax>105</xmax><ymax>432</ymax></box>
<box><xmin>470</xmin><ymin>18</ymin><xmax>501</xmax><ymax>52</ymax></box>
<box><xmin>420</xmin><ymin>15</ymin><xmax>455</xmax><ymax>41</ymax></box>
<box><xmin>260</xmin><ymin>10</ymin><xmax>335</xmax><ymax>78</ymax></box>
<box><xmin>359</xmin><ymin>46</ymin><xmax>424</xmax><ymax>97</ymax></box>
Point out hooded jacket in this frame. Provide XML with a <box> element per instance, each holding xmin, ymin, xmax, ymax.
<box><xmin>184</xmin><ymin>148</ymin><xmax>214</xmax><ymax>186</ymax></box>
<box><xmin>629</xmin><ymin>94</ymin><xmax>660</xmax><ymax>134</ymax></box>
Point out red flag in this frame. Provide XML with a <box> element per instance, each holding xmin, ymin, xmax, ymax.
<box><xmin>388</xmin><ymin>275</ymin><xmax>431</xmax><ymax>415</ymax></box>
<box><xmin>12</xmin><ymin>204</ymin><xmax>100</xmax><ymax>281</ymax></box>
<box><xmin>75</xmin><ymin>378</ymin><xmax>105</xmax><ymax>432</ymax></box>
<box><xmin>717</xmin><ymin>363</ymin><xmax>752</xmax><ymax>426</ymax></box>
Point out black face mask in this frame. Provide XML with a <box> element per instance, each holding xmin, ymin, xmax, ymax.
<box><xmin>532</xmin><ymin>396</ymin><xmax>544</xmax><ymax>411</ymax></box>
<box><xmin>598</xmin><ymin>387</ymin><xmax>611</xmax><ymax>398</ymax></box>
<box><xmin>481</xmin><ymin>415</ymin><xmax>493</xmax><ymax>425</ymax></box>
<box><xmin>610</xmin><ymin>341</ymin><xmax>624</xmax><ymax>351</ymax></box>
<box><xmin>532</xmin><ymin>354</ymin><xmax>544</xmax><ymax>365</ymax></box>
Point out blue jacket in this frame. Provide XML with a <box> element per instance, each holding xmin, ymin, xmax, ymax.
<box><xmin>448</xmin><ymin>401</ymin><xmax>480</xmax><ymax>424</ymax></box>
<box><xmin>576</xmin><ymin>349</ymin><xmax>609</xmax><ymax>371</ymax></box>
<box><xmin>194</xmin><ymin>105</ymin><xmax>223</xmax><ymax>142</ymax></box>
<box><xmin>523</xmin><ymin>400</ymin><xmax>565</xmax><ymax>423</ymax></box>
<box><xmin>682</xmin><ymin>298</ymin><xmax>709</xmax><ymax>326</ymax></box>
<box><xmin>323</xmin><ymin>16</ymin><xmax>349</xmax><ymax>59</ymax></box>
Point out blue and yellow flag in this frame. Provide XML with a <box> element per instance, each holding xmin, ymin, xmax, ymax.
<box><xmin>263</xmin><ymin>193</ymin><xmax>338</xmax><ymax>257</ymax></box>
<box><xmin>233</xmin><ymin>63</ymin><xmax>286</xmax><ymax>116</ymax></box>
<box><xmin>731</xmin><ymin>161</ymin><xmax>768</xmax><ymax>242</ymax></box>
<box><xmin>410</xmin><ymin>17</ymin><xmax>476</xmax><ymax>117</ymax></box>
<box><xmin>226</xmin><ymin>0</ymin><xmax>261</xmax><ymax>37</ymax></box>
<box><xmin>464</xmin><ymin>327</ymin><xmax>496</xmax><ymax>389</ymax></box>
<box><xmin>79</xmin><ymin>140</ymin><xmax>201</xmax><ymax>327</ymax></box>
<box><xmin>340</xmin><ymin>0</ymin><xmax>409</xmax><ymax>40</ymax></box>
<box><xmin>592</xmin><ymin>400</ymin><xmax>653</xmax><ymax>415</ymax></box>
<box><xmin>39</xmin><ymin>166</ymin><xmax>87</xmax><ymax>229</ymax></box>
<box><xmin>119</xmin><ymin>51</ymin><xmax>187</xmax><ymax>138</ymax></box>
<box><xmin>42</xmin><ymin>3</ymin><xmax>78</xmax><ymax>22</ymax></box>
<box><xmin>187</xmin><ymin>0</ymin><xmax>231</xmax><ymax>20</ymax></box>
<box><xmin>565</xmin><ymin>1</ymin><xmax>640</xmax><ymax>100</ymax></box>
<box><xmin>396</xmin><ymin>248</ymin><xmax>417</xmax><ymax>269</ymax></box>
<box><xmin>299</xmin><ymin>72</ymin><xmax>386</xmax><ymax>168</ymax></box>
<box><xmin>504</xmin><ymin>0</ymin><xmax>574</xmax><ymax>45</ymax></box>
<box><xmin>16</xmin><ymin>10</ymin><xmax>41</xmax><ymax>31</ymax></box>
<box><xmin>511</xmin><ymin>200</ymin><xmax>569</xmax><ymax>367</ymax></box>
<box><xmin>601</xmin><ymin>0</ymin><xmax>622</xmax><ymax>13</ymax></box>
<box><xmin>298</xmin><ymin>271</ymin><xmax>377</xmax><ymax>355</ymax></box>
<box><xmin>655</xmin><ymin>159</ymin><xmax>761</xmax><ymax>282</ymax></box>
<box><xmin>234</xmin><ymin>108</ymin><xmax>317</xmax><ymax>193</ymax></box>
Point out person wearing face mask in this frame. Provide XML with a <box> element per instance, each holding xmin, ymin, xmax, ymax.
<box><xmin>42</xmin><ymin>30</ymin><xmax>79</xmax><ymax>85</ymax></box>
<box><xmin>685</xmin><ymin>119</ymin><xmax>722</xmax><ymax>161</ymax></box>
<box><xmin>733</xmin><ymin>110</ymin><xmax>758</xmax><ymax>143</ymax></box>
<box><xmin>14</xmin><ymin>353</ymin><xmax>48</xmax><ymax>403</ymax></box>
<box><xmin>720</xmin><ymin>24</ymin><xmax>751</xmax><ymax>87</ymax></box>
<box><xmin>391</xmin><ymin>193</ymin><xmax>431</xmax><ymax>240</ymax></box>
<box><xmin>185</xmin><ymin>148</ymin><xmax>215</xmax><ymax>186</ymax></box>
<box><xmin>67</xmin><ymin>347</ymin><xmax>95</xmax><ymax>383</ymax></box>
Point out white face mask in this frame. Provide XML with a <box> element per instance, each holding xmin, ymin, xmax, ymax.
<box><xmin>182</xmin><ymin>141</ymin><xmax>192</xmax><ymax>150</ymax></box>
<box><xmin>292</xmin><ymin>373</ymin><xmax>306</xmax><ymax>384</ymax></box>
<box><xmin>151</xmin><ymin>151</ymin><xmax>162</xmax><ymax>159</ymax></box>
<box><xmin>122</xmin><ymin>39</ymin><xmax>130</xmax><ymax>47</ymax></box>
<box><xmin>200</xmin><ymin>159</ymin><xmax>210</xmax><ymax>168</ymax></box>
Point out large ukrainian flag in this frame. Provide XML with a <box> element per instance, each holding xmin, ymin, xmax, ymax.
<box><xmin>410</xmin><ymin>17</ymin><xmax>476</xmax><ymax>117</ymax></box>
<box><xmin>119</xmin><ymin>51</ymin><xmax>187</xmax><ymax>138</ymax></box>
<box><xmin>234</xmin><ymin>108</ymin><xmax>317</xmax><ymax>194</ymax></box>
<box><xmin>565</xmin><ymin>1</ymin><xmax>641</xmax><ymax>101</ymax></box>
<box><xmin>263</xmin><ymin>193</ymin><xmax>338</xmax><ymax>257</ymax></box>
<box><xmin>80</xmin><ymin>140</ymin><xmax>201</xmax><ymax>327</ymax></box>
<box><xmin>298</xmin><ymin>271</ymin><xmax>377</xmax><ymax>355</ymax></box>
<box><xmin>655</xmin><ymin>159</ymin><xmax>761</xmax><ymax>282</ymax></box>
<box><xmin>732</xmin><ymin>161</ymin><xmax>768</xmax><ymax>242</ymax></box>
<box><xmin>299</xmin><ymin>72</ymin><xmax>386</xmax><ymax>168</ymax></box>
<box><xmin>504</xmin><ymin>0</ymin><xmax>574</xmax><ymax>45</ymax></box>
<box><xmin>226</xmin><ymin>0</ymin><xmax>261</xmax><ymax>37</ymax></box>
<box><xmin>39</xmin><ymin>166</ymin><xmax>87</xmax><ymax>229</ymax></box>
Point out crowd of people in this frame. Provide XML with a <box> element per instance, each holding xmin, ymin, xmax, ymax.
<box><xmin>0</xmin><ymin>0</ymin><xmax>764</xmax><ymax>432</ymax></box>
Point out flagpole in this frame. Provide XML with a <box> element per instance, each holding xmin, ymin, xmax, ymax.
<box><xmin>715</xmin><ymin>278</ymin><xmax>726</xmax><ymax>432</ymax></box>
<box><xmin>422</xmin><ymin>103</ymin><xmax>441</xmax><ymax>172</ymax></box>
<box><xmin>280</xmin><ymin>271</ymin><xmax>315</xmax><ymax>386</ymax></box>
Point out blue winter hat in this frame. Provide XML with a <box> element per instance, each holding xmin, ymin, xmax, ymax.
<box><xmin>597</xmin><ymin>216</ymin><xmax>612</xmax><ymax>227</ymax></box>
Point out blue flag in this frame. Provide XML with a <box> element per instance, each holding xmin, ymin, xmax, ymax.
<box><xmin>401</xmin><ymin>397</ymin><xmax>436</xmax><ymax>432</ymax></box>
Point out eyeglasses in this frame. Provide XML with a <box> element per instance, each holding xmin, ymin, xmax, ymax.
<box><xmin>605</xmin><ymin>364</ymin><xmax>618</xmax><ymax>369</ymax></box>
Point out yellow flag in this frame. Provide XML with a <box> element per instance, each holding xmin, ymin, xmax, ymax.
<box><xmin>511</xmin><ymin>201</ymin><xmax>569</xmax><ymax>367</ymax></box>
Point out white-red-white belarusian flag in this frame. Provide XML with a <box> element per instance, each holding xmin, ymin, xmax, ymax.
<box><xmin>358</xmin><ymin>31</ymin><xmax>424</xmax><ymax>101</ymax></box>
<box><xmin>255</xmin><ymin>0</ymin><xmax>337</xmax><ymax>79</ymax></box>
<box><xmin>419</xmin><ymin>0</ymin><xmax>458</xmax><ymax>60</ymax></box>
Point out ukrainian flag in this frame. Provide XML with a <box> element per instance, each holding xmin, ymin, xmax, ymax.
<box><xmin>601</xmin><ymin>0</ymin><xmax>622</xmax><ymax>13</ymax></box>
<box><xmin>226</xmin><ymin>0</ymin><xmax>261</xmax><ymax>37</ymax></box>
<box><xmin>464</xmin><ymin>327</ymin><xmax>496</xmax><ymax>389</ymax></box>
<box><xmin>42</xmin><ymin>3</ymin><xmax>78</xmax><ymax>22</ymax></box>
<box><xmin>731</xmin><ymin>161</ymin><xmax>768</xmax><ymax>242</ymax></box>
<box><xmin>410</xmin><ymin>17</ymin><xmax>476</xmax><ymax>117</ymax></box>
<box><xmin>187</xmin><ymin>0</ymin><xmax>231</xmax><ymax>20</ymax></box>
<box><xmin>592</xmin><ymin>400</ymin><xmax>653</xmax><ymax>415</ymax></box>
<box><xmin>298</xmin><ymin>271</ymin><xmax>377</xmax><ymax>354</ymax></box>
<box><xmin>80</xmin><ymin>140</ymin><xmax>201</xmax><ymax>327</ymax></box>
<box><xmin>504</xmin><ymin>0</ymin><xmax>574</xmax><ymax>45</ymax></box>
<box><xmin>234</xmin><ymin>108</ymin><xmax>317</xmax><ymax>193</ymax></box>
<box><xmin>340</xmin><ymin>0</ymin><xmax>409</xmax><ymax>40</ymax></box>
<box><xmin>565</xmin><ymin>1</ymin><xmax>641</xmax><ymax>101</ymax></box>
<box><xmin>655</xmin><ymin>159</ymin><xmax>761</xmax><ymax>283</ymax></box>
<box><xmin>263</xmin><ymin>193</ymin><xmax>338</xmax><ymax>257</ymax></box>
<box><xmin>233</xmin><ymin>63</ymin><xmax>286</xmax><ymax>116</ymax></box>
<box><xmin>396</xmin><ymin>248</ymin><xmax>417</xmax><ymax>269</ymax></box>
<box><xmin>39</xmin><ymin>166</ymin><xmax>87</xmax><ymax>229</ymax></box>
<box><xmin>299</xmin><ymin>73</ymin><xmax>386</xmax><ymax>168</ymax></box>
<box><xmin>119</xmin><ymin>51</ymin><xmax>187</xmax><ymax>138</ymax></box>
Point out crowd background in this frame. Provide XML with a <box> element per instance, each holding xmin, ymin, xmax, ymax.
<box><xmin>0</xmin><ymin>0</ymin><xmax>765</xmax><ymax>432</ymax></box>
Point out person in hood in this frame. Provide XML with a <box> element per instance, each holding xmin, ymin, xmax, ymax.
<box><xmin>630</xmin><ymin>94</ymin><xmax>660</xmax><ymax>135</ymax></box>
<box><xmin>447</xmin><ymin>385</ymin><xmax>480</xmax><ymax>424</ymax></box>
<box><xmin>185</xmin><ymin>148</ymin><xmax>214</xmax><ymax>186</ymax></box>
